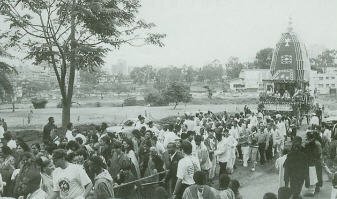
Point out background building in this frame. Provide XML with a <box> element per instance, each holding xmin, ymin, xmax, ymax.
<box><xmin>229</xmin><ymin>69</ymin><xmax>271</xmax><ymax>92</ymax></box>
<box><xmin>310</xmin><ymin>67</ymin><xmax>337</xmax><ymax>95</ymax></box>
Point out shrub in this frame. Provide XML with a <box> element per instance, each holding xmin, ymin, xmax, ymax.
<box><xmin>95</xmin><ymin>102</ymin><xmax>101</xmax><ymax>107</ymax></box>
<box><xmin>31</xmin><ymin>98</ymin><xmax>48</xmax><ymax>109</ymax></box>
<box><xmin>144</xmin><ymin>91</ymin><xmax>169</xmax><ymax>106</ymax></box>
<box><xmin>123</xmin><ymin>97</ymin><xmax>137</xmax><ymax>106</ymax></box>
<box><xmin>157</xmin><ymin>115</ymin><xmax>179</xmax><ymax>127</ymax></box>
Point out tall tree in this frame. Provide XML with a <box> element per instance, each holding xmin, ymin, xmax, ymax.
<box><xmin>1</xmin><ymin>0</ymin><xmax>165</xmax><ymax>126</ymax></box>
<box><xmin>129</xmin><ymin>65</ymin><xmax>155</xmax><ymax>85</ymax></box>
<box><xmin>225</xmin><ymin>56</ymin><xmax>244</xmax><ymax>80</ymax></box>
<box><xmin>199</xmin><ymin>60</ymin><xmax>224</xmax><ymax>83</ymax></box>
<box><xmin>79</xmin><ymin>68</ymin><xmax>104</xmax><ymax>92</ymax></box>
<box><xmin>182</xmin><ymin>65</ymin><xmax>196</xmax><ymax>84</ymax></box>
<box><xmin>254</xmin><ymin>48</ymin><xmax>273</xmax><ymax>69</ymax></box>
<box><xmin>154</xmin><ymin>66</ymin><xmax>183</xmax><ymax>90</ymax></box>
<box><xmin>310</xmin><ymin>49</ymin><xmax>337</xmax><ymax>72</ymax></box>
<box><xmin>0</xmin><ymin>47</ymin><xmax>16</xmax><ymax>101</ymax></box>
<box><xmin>163</xmin><ymin>81</ymin><xmax>191</xmax><ymax>109</ymax></box>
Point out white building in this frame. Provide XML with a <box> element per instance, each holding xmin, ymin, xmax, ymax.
<box><xmin>310</xmin><ymin>67</ymin><xmax>337</xmax><ymax>95</ymax></box>
<box><xmin>229</xmin><ymin>69</ymin><xmax>271</xmax><ymax>92</ymax></box>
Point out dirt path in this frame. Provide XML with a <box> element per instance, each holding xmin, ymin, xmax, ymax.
<box><xmin>240</xmin><ymin>171</ymin><xmax>332</xmax><ymax>199</ymax></box>
<box><xmin>239</xmin><ymin>125</ymin><xmax>332</xmax><ymax>198</ymax></box>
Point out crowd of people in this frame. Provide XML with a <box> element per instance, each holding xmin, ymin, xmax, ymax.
<box><xmin>0</xmin><ymin>106</ymin><xmax>335</xmax><ymax>199</ymax></box>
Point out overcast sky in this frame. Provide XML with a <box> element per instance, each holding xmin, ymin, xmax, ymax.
<box><xmin>103</xmin><ymin>0</ymin><xmax>337</xmax><ymax>68</ymax></box>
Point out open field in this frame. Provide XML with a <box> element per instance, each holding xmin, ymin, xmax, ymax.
<box><xmin>0</xmin><ymin>93</ymin><xmax>336</xmax><ymax>130</ymax></box>
<box><xmin>0</xmin><ymin>103</ymin><xmax>257</xmax><ymax>130</ymax></box>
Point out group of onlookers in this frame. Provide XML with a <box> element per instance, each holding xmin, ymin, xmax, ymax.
<box><xmin>0</xmin><ymin>104</ymin><xmax>335</xmax><ymax>199</ymax></box>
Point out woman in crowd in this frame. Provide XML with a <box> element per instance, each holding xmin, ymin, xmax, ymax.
<box><xmin>218</xmin><ymin>174</ymin><xmax>235</xmax><ymax>199</ymax></box>
<box><xmin>88</xmin><ymin>155</ymin><xmax>114</xmax><ymax>199</ymax></box>
<box><xmin>14</xmin><ymin>142</ymin><xmax>31</xmax><ymax>168</ymax></box>
<box><xmin>0</xmin><ymin>146</ymin><xmax>15</xmax><ymax>196</ymax></box>
<box><xmin>229</xmin><ymin>179</ymin><xmax>242</xmax><ymax>199</ymax></box>
<box><xmin>123</xmin><ymin>138</ymin><xmax>141</xmax><ymax>178</ymax></box>
<box><xmin>139</xmin><ymin>139</ymin><xmax>152</xmax><ymax>177</ymax></box>
<box><xmin>182</xmin><ymin>171</ymin><xmax>219</xmax><ymax>199</ymax></box>
<box><xmin>37</xmin><ymin>156</ymin><xmax>55</xmax><ymax>196</ymax></box>
<box><xmin>30</xmin><ymin>143</ymin><xmax>41</xmax><ymax>157</ymax></box>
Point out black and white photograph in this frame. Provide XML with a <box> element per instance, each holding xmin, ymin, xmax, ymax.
<box><xmin>0</xmin><ymin>0</ymin><xmax>337</xmax><ymax>198</ymax></box>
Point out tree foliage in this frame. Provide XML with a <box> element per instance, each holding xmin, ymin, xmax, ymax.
<box><xmin>162</xmin><ymin>82</ymin><xmax>192</xmax><ymax>109</ymax></box>
<box><xmin>0</xmin><ymin>47</ymin><xmax>16</xmax><ymax>99</ymax></box>
<box><xmin>144</xmin><ymin>90</ymin><xmax>168</xmax><ymax>106</ymax></box>
<box><xmin>225</xmin><ymin>57</ymin><xmax>244</xmax><ymax>80</ymax></box>
<box><xmin>129</xmin><ymin>65</ymin><xmax>155</xmax><ymax>84</ymax></box>
<box><xmin>20</xmin><ymin>79</ymin><xmax>51</xmax><ymax>97</ymax></box>
<box><xmin>310</xmin><ymin>49</ymin><xmax>337</xmax><ymax>72</ymax></box>
<box><xmin>182</xmin><ymin>65</ymin><xmax>197</xmax><ymax>84</ymax></box>
<box><xmin>199</xmin><ymin>60</ymin><xmax>224</xmax><ymax>83</ymax></box>
<box><xmin>0</xmin><ymin>0</ymin><xmax>165</xmax><ymax>126</ymax></box>
<box><xmin>254</xmin><ymin>48</ymin><xmax>273</xmax><ymax>69</ymax></box>
<box><xmin>154</xmin><ymin>66</ymin><xmax>184</xmax><ymax>90</ymax></box>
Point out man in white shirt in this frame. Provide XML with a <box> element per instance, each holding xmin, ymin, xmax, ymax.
<box><xmin>173</xmin><ymin>140</ymin><xmax>200</xmax><ymax>199</ymax></box>
<box><xmin>272</xmin><ymin>124</ymin><xmax>283</xmax><ymax>157</ymax></box>
<box><xmin>276</xmin><ymin>117</ymin><xmax>287</xmax><ymax>141</ymax></box>
<box><xmin>49</xmin><ymin>149</ymin><xmax>93</xmax><ymax>199</ymax></box>
<box><xmin>310</xmin><ymin>113</ymin><xmax>320</xmax><ymax>128</ymax></box>
<box><xmin>194</xmin><ymin>135</ymin><xmax>211</xmax><ymax>178</ymax></box>
<box><xmin>226</xmin><ymin>131</ymin><xmax>238</xmax><ymax>173</ymax></box>
<box><xmin>184</xmin><ymin>116</ymin><xmax>196</xmax><ymax>132</ymax></box>
<box><xmin>65</xmin><ymin>123</ymin><xmax>75</xmax><ymax>142</ymax></box>
<box><xmin>323</xmin><ymin>127</ymin><xmax>332</xmax><ymax>143</ymax></box>
<box><xmin>164</xmin><ymin>125</ymin><xmax>179</xmax><ymax>149</ymax></box>
<box><xmin>214</xmin><ymin>132</ymin><xmax>230</xmax><ymax>180</ymax></box>
<box><xmin>249</xmin><ymin>113</ymin><xmax>258</xmax><ymax>127</ymax></box>
<box><xmin>229</xmin><ymin>121</ymin><xmax>241</xmax><ymax>140</ymax></box>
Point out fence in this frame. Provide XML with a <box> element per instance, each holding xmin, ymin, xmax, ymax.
<box><xmin>113</xmin><ymin>170</ymin><xmax>168</xmax><ymax>199</ymax></box>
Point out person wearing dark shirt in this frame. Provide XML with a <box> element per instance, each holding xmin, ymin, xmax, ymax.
<box><xmin>42</xmin><ymin>117</ymin><xmax>57</xmax><ymax>144</ymax></box>
<box><xmin>163</xmin><ymin>142</ymin><xmax>184</xmax><ymax>194</ymax></box>
<box><xmin>304</xmin><ymin>131</ymin><xmax>323</xmax><ymax>194</ymax></box>
<box><xmin>284</xmin><ymin>142</ymin><xmax>308</xmax><ymax>199</ymax></box>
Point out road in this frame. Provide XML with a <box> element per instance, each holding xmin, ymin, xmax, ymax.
<box><xmin>240</xmin><ymin>169</ymin><xmax>331</xmax><ymax>199</ymax></box>
<box><xmin>238</xmin><ymin>124</ymin><xmax>332</xmax><ymax>199</ymax></box>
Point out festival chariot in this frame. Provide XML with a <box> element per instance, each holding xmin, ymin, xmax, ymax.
<box><xmin>258</xmin><ymin>22</ymin><xmax>314</xmax><ymax>125</ymax></box>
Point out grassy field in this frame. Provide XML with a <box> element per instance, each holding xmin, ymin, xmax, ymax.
<box><xmin>0</xmin><ymin>103</ymin><xmax>257</xmax><ymax>130</ymax></box>
<box><xmin>1</xmin><ymin>93</ymin><xmax>335</xmax><ymax>131</ymax></box>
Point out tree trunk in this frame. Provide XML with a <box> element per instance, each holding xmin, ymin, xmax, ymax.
<box><xmin>61</xmin><ymin>0</ymin><xmax>76</xmax><ymax>128</ymax></box>
<box><xmin>62</xmin><ymin>99</ymin><xmax>71</xmax><ymax>127</ymax></box>
<box><xmin>173</xmin><ymin>102</ymin><xmax>178</xmax><ymax>109</ymax></box>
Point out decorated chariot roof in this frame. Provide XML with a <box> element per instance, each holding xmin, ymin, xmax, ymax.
<box><xmin>270</xmin><ymin>19</ymin><xmax>311</xmax><ymax>82</ymax></box>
